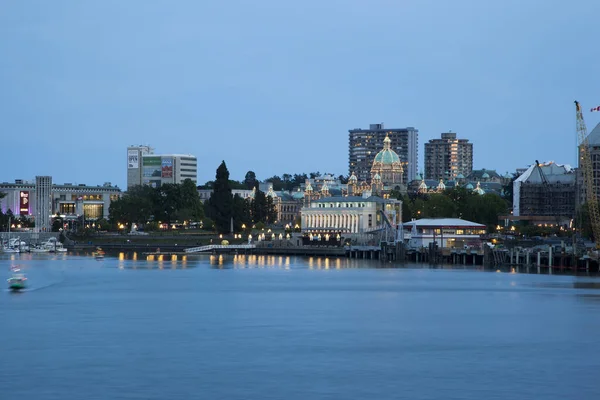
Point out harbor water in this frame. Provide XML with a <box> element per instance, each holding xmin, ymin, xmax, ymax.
<box><xmin>1</xmin><ymin>252</ymin><xmax>600</xmax><ymax>399</ymax></box>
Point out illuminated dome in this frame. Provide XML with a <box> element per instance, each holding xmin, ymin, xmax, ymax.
<box><xmin>305</xmin><ymin>182</ymin><xmax>313</xmax><ymax>193</ymax></box>
<box><xmin>373</xmin><ymin>173</ymin><xmax>381</xmax><ymax>181</ymax></box>
<box><xmin>266</xmin><ymin>185</ymin><xmax>277</xmax><ymax>198</ymax></box>
<box><xmin>349</xmin><ymin>172</ymin><xmax>358</xmax><ymax>184</ymax></box>
<box><xmin>473</xmin><ymin>181</ymin><xmax>485</xmax><ymax>195</ymax></box>
<box><xmin>249</xmin><ymin>186</ymin><xmax>257</xmax><ymax>199</ymax></box>
<box><xmin>418</xmin><ymin>179</ymin><xmax>428</xmax><ymax>192</ymax></box>
<box><xmin>437</xmin><ymin>179</ymin><xmax>446</xmax><ymax>191</ymax></box>
<box><xmin>371</xmin><ymin>134</ymin><xmax>403</xmax><ymax>185</ymax></box>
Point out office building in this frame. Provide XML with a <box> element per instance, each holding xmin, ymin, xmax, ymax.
<box><xmin>424</xmin><ymin>132</ymin><xmax>473</xmax><ymax>180</ymax></box>
<box><xmin>127</xmin><ymin>145</ymin><xmax>197</xmax><ymax>189</ymax></box>
<box><xmin>0</xmin><ymin>178</ymin><xmax>121</xmax><ymax>231</ymax></box>
<box><xmin>348</xmin><ymin>123</ymin><xmax>418</xmax><ymax>184</ymax></box>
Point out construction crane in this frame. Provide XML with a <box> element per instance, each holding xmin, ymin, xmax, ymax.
<box><xmin>575</xmin><ymin>101</ymin><xmax>600</xmax><ymax>249</ymax></box>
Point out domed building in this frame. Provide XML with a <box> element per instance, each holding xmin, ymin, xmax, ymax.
<box><xmin>370</xmin><ymin>134</ymin><xmax>406</xmax><ymax>195</ymax></box>
<box><xmin>371</xmin><ymin>135</ymin><xmax>403</xmax><ymax>184</ymax></box>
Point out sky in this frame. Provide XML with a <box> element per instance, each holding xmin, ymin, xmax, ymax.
<box><xmin>1</xmin><ymin>0</ymin><xmax>599</xmax><ymax>189</ymax></box>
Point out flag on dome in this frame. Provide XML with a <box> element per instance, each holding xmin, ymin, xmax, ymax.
<box><xmin>591</xmin><ymin>105</ymin><xmax>600</xmax><ymax>112</ymax></box>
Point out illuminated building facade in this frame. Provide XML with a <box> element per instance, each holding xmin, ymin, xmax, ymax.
<box><xmin>349</xmin><ymin>123</ymin><xmax>418</xmax><ymax>184</ymax></box>
<box><xmin>0</xmin><ymin>178</ymin><xmax>121</xmax><ymax>230</ymax></box>
<box><xmin>424</xmin><ymin>132</ymin><xmax>473</xmax><ymax>180</ymax></box>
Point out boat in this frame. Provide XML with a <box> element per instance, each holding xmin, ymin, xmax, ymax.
<box><xmin>93</xmin><ymin>247</ymin><xmax>105</xmax><ymax>260</ymax></box>
<box><xmin>7</xmin><ymin>266</ymin><xmax>27</xmax><ymax>291</ymax></box>
<box><xmin>2</xmin><ymin>217</ymin><xmax>20</xmax><ymax>253</ymax></box>
<box><xmin>30</xmin><ymin>246</ymin><xmax>50</xmax><ymax>253</ymax></box>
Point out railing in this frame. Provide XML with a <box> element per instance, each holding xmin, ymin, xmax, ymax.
<box><xmin>184</xmin><ymin>244</ymin><xmax>256</xmax><ymax>253</ymax></box>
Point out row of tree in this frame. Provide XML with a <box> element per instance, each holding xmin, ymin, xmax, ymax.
<box><xmin>393</xmin><ymin>187</ymin><xmax>509</xmax><ymax>229</ymax></box>
<box><xmin>199</xmin><ymin>170</ymin><xmax>348</xmax><ymax>192</ymax></box>
<box><xmin>204</xmin><ymin>162</ymin><xmax>277</xmax><ymax>233</ymax></box>
<box><xmin>108</xmin><ymin>179</ymin><xmax>204</xmax><ymax>226</ymax></box>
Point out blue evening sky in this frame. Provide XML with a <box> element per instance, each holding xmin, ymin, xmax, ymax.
<box><xmin>1</xmin><ymin>0</ymin><xmax>599</xmax><ymax>188</ymax></box>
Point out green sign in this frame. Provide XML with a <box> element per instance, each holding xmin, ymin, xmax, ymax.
<box><xmin>143</xmin><ymin>156</ymin><xmax>161</xmax><ymax>166</ymax></box>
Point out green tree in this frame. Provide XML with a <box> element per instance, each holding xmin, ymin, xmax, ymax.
<box><xmin>232</xmin><ymin>194</ymin><xmax>251</xmax><ymax>231</ymax></box>
<box><xmin>424</xmin><ymin>193</ymin><xmax>456</xmax><ymax>218</ymax></box>
<box><xmin>206</xmin><ymin>161</ymin><xmax>234</xmax><ymax>233</ymax></box>
<box><xmin>251</xmin><ymin>189</ymin><xmax>268</xmax><ymax>223</ymax></box>
<box><xmin>244</xmin><ymin>171</ymin><xmax>258</xmax><ymax>189</ymax></box>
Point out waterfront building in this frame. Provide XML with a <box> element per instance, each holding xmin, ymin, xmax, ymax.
<box><xmin>424</xmin><ymin>132</ymin><xmax>473</xmax><ymax>180</ymax></box>
<box><xmin>300</xmin><ymin>193</ymin><xmax>402</xmax><ymax>241</ymax></box>
<box><xmin>349</xmin><ymin>123</ymin><xmax>418</xmax><ymax>184</ymax></box>
<box><xmin>401</xmin><ymin>218</ymin><xmax>486</xmax><ymax>250</ymax></box>
<box><xmin>580</xmin><ymin>122</ymin><xmax>600</xmax><ymax>202</ymax></box>
<box><xmin>127</xmin><ymin>145</ymin><xmax>197</xmax><ymax>189</ymax></box>
<box><xmin>511</xmin><ymin>161</ymin><xmax>576</xmax><ymax>226</ymax></box>
<box><xmin>0</xmin><ymin>178</ymin><xmax>121</xmax><ymax>230</ymax></box>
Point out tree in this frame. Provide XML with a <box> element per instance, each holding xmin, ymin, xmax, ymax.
<box><xmin>244</xmin><ymin>171</ymin><xmax>258</xmax><ymax>189</ymax></box>
<box><xmin>232</xmin><ymin>194</ymin><xmax>251</xmax><ymax>231</ymax></box>
<box><xmin>251</xmin><ymin>189</ymin><xmax>268</xmax><ymax>223</ymax></box>
<box><xmin>206</xmin><ymin>161</ymin><xmax>234</xmax><ymax>233</ymax></box>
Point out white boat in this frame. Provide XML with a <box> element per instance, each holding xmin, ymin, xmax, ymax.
<box><xmin>2</xmin><ymin>217</ymin><xmax>20</xmax><ymax>253</ymax></box>
<box><xmin>7</xmin><ymin>266</ymin><xmax>27</xmax><ymax>291</ymax></box>
<box><xmin>30</xmin><ymin>246</ymin><xmax>50</xmax><ymax>253</ymax></box>
<box><xmin>41</xmin><ymin>238</ymin><xmax>67</xmax><ymax>253</ymax></box>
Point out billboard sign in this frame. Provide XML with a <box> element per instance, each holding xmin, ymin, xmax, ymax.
<box><xmin>142</xmin><ymin>156</ymin><xmax>162</xmax><ymax>178</ymax></box>
<box><xmin>161</xmin><ymin>157</ymin><xmax>173</xmax><ymax>178</ymax></box>
<box><xmin>128</xmin><ymin>150</ymin><xmax>139</xmax><ymax>169</ymax></box>
<box><xmin>19</xmin><ymin>191</ymin><xmax>29</xmax><ymax>215</ymax></box>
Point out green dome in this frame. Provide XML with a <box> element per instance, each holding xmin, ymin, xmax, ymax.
<box><xmin>374</xmin><ymin>149</ymin><xmax>400</xmax><ymax>165</ymax></box>
<box><xmin>482</xmin><ymin>172</ymin><xmax>490</xmax><ymax>178</ymax></box>
<box><xmin>456</xmin><ymin>173</ymin><xmax>465</xmax><ymax>179</ymax></box>
<box><xmin>292</xmin><ymin>190</ymin><xmax>304</xmax><ymax>200</ymax></box>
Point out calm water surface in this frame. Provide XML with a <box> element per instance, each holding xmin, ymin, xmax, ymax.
<box><xmin>1</xmin><ymin>253</ymin><xmax>600</xmax><ymax>400</ymax></box>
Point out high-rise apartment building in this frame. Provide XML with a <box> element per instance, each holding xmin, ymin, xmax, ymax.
<box><xmin>424</xmin><ymin>132</ymin><xmax>473</xmax><ymax>180</ymax></box>
<box><xmin>127</xmin><ymin>145</ymin><xmax>197</xmax><ymax>189</ymax></box>
<box><xmin>348</xmin><ymin>123</ymin><xmax>418</xmax><ymax>184</ymax></box>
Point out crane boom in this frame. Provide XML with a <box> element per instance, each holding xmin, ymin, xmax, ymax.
<box><xmin>575</xmin><ymin>101</ymin><xmax>600</xmax><ymax>248</ymax></box>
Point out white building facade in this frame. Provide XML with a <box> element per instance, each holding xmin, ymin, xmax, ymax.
<box><xmin>300</xmin><ymin>195</ymin><xmax>402</xmax><ymax>236</ymax></box>
<box><xmin>401</xmin><ymin>218</ymin><xmax>486</xmax><ymax>250</ymax></box>
<box><xmin>127</xmin><ymin>145</ymin><xmax>197</xmax><ymax>189</ymax></box>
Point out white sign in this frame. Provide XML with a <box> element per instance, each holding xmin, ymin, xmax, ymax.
<box><xmin>128</xmin><ymin>150</ymin><xmax>139</xmax><ymax>169</ymax></box>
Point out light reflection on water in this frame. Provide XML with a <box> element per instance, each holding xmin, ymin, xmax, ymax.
<box><xmin>2</xmin><ymin>253</ymin><xmax>600</xmax><ymax>399</ymax></box>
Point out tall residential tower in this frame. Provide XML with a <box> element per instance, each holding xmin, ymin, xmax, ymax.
<box><xmin>424</xmin><ymin>132</ymin><xmax>473</xmax><ymax>180</ymax></box>
<box><xmin>348</xmin><ymin>123</ymin><xmax>418</xmax><ymax>184</ymax></box>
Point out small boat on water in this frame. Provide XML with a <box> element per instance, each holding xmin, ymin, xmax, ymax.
<box><xmin>7</xmin><ymin>266</ymin><xmax>27</xmax><ymax>291</ymax></box>
<box><xmin>93</xmin><ymin>247</ymin><xmax>105</xmax><ymax>260</ymax></box>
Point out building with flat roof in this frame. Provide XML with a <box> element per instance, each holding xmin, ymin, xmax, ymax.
<box><xmin>127</xmin><ymin>145</ymin><xmax>197</xmax><ymax>189</ymax></box>
<box><xmin>424</xmin><ymin>132</ymin><xmax>473</xmax><ymax>180</ymax></box>
<box><xmin>401</xmin><ymin>218</ymin><xmax>486</xmax><ymax>250</ymax></box>
<box><xmin>0</xmin><ymin>178</ymin><xmax>121</xmax><ymax>231</ymax></box>
<box><xmin>349</xmin><ymin>123</ymin><xmax>418</xmax><ymax>184</ymax></box>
